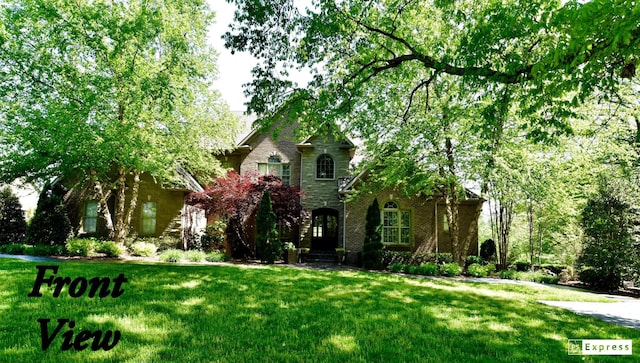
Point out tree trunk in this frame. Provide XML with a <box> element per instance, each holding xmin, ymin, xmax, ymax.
<box><xmin>528</xmin><ymin>202</ymin><xmax>534</xmax><ymax>270</ymax></box>
<box><xmin>91</xmin><ymin>169</ymin><xmax>115</xmax><ymax>237</ymax></box>
<box><xmin>121</xmin><ymin>170</ymin><xmax>141</xmax><ymax>242</ymax></box>
<box><xmin>492</xmin><ymin>200</ymin><xmax>514</xmax><ymax>269</ymax></box>
<box><xmin>443</xmin><ymin>184</ymin><xmax>462</xmax><ymax>265</ymax></box>
<box><xmin>114</xmin><ymin>167</ymin><xmax>128</xmax><ymax>244</ymax></box>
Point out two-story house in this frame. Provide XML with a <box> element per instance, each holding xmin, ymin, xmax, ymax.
<box><xmin>221</xmin><ymin>123</ymin><xmax>483</xmax><ymax>264</ymax></box>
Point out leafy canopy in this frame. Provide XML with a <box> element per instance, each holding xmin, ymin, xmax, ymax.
<box><xmin>225</xmin><ymin>0</ymin><xmax>638</xmax><ymax>131</ymax></box>
<box><xmin>0</xmin><ymin>0</ymin><xmax>238</xmax><ymax>186</ymax></box>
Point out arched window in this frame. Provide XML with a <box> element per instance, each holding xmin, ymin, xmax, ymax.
<box><xmin>258</xmin><ymin>154</ymin><xmax>291</xmax><ymax>184</ymax></box>
<box><xmin>382</xmin><ymin>201</ymin><xmax>411</xmax><ymax>244</ymax></box>
<box><xmin>316</xmin><ymin>154</ymin><xmax>334</xmax><ymax>179</ymax></box>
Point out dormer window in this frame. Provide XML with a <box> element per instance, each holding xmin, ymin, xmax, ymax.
<box><xmin>316</xmin><ymin>154</ymin><xmax>334</xmax><ymax>179</ymax></box>
<box><xmin>258</xmin><ymin>154</ymin><xmax>291</xmax><ymax>184</ymax></box>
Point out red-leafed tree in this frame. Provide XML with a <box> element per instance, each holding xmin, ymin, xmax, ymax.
<box><xmin>185</xmin><ymin>171</ymin><xmax>305</xmax><ymax>258</ymax></box>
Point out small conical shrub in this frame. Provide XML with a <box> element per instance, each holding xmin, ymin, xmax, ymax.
<box><xmin>0</xmin><ymin>187</ymin><xmax>27</xmax><ymax>245</ymax></box>
<box><xmin>362</xmin><ymin>198</ymin><xmax>384</xmax><ymax>269</ymax></box>
<box><xmin>27</xmin><ymin>183</ymin><xmax>71</xmax><ymax>246</ymax></box>
<box><xmin>255</xmin><ymin>190</ymin><xmax>281</xmax><ymax>264</ymax></box>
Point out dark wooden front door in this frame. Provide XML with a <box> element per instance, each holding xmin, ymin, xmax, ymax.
<box><xmin>311</xmin><ymin>208</ymin><xmax>338</xmax><ymax>251</ymax></box>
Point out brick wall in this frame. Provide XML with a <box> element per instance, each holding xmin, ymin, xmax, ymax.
<box><xmin>344</xmin><ymin>187</ymin><xmax>481</xmax><ymax>265</ymax></box>
<box><xmin>74</xmin><ymin>172</ymin><xmax>188</xmax><ymax>239</ymax></box>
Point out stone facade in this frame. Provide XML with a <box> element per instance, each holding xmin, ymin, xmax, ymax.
<box><xmin>222</xmin><ymin>124</ymin><xmax>355</xmax><ymax>251</ymax></box>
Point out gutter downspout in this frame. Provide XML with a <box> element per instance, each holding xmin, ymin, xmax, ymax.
<box><xmin>342</xmin><ymin>198</ymin><xmax>346</xmax><ymax>249</ymax></box>
<box><xmin>435</xmin><ymin>199</ymin><xmax>439</xmax><ymax>256</ymax></box>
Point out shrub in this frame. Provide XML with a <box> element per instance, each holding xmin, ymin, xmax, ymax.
<box><xmin>0</xmin><ymin>243</ymin><xmax>28</xmax><ymax>254</ymax></box>
<box><xmin>578</xmin><ymin>268</ymin><xmax>616</xmax><ymax>290</ymax></box>
<box><xmin>499</xmin><ymin>269</ymin><xmax>518</xmax><ymax>280</ymax></box>
<box><xmin>65</xmin><ymin>238</ymin><xmax>98</xmax><ymax>257</ymax></box>
<box><xmin>467</xmin><ymin>263</ymin><xmax>488</xmax><ymax>277</ymax></box>
<box><xmin>160</xmin><ymin>249</ymin><xmax>184</xmax><ymax>263</ymax></box>
<box><xmin>255</xmin><ymin>190</ymin><xmax>282</xmax><ymax>264</ymax></box>
<box><xmin>130</xmin><ymin>241</ymin><xmax>157</xmax><ymax>257</ymax></box>
<box><xmin>130</xmin><ymin>236</ymin><xmax>180</xmax><ymax>251</ymax></box>
<box><xmin>26</xmin><ymin>183</ymin><xmax>71</xmax><ymax>246</ymax></box>
<box><xmin>205</xmin><ymin>252</ymin><xmax>230</xmax><ymax>262</ymax></box>
<box><xmin>465</xmin><ymin>255</ymin><xmax>483</xmax><ymax>267</ymax></box>
<box><xmin>484</xmin><ymin>263</ymin><xmax>496</xmax><ymax>274</ymax></box>
<box><xmin>383</xmin><ymin>251</ymin><xmax>413</xmax><ymax>268</ymax></box>
<box><xmin>440</xmin><ymin>262</ymin><xmax>462</xmax><ymax>277</ymax></box>
<box><xmin>517</xmin><ymin>271</ymin><xmax>559</xmax><ymax>284</ymax></box>
<box><xmin>436</xmin><ymin>253</ymin><xmax>453</xmax><ymax>264</ymax></box>
<box><xmin>389</xmin><ymin>263</ymin><xmax>405</xmax><ymax>273</ymax></box>
<box><xmin>184</xmin><ymin>250</ymin><xmax>206</xmax><ymax>262</ymax></box>
<box><xmin>480</xmin><ymin>239</ymin><xmax>497</xmax><ymax>262</ymax></box>
<box><xmin>197</xmin><ymin>221</ymin><xmax>227</xmax><ymax>252</ymax></box>
<box><xmin>0</xmin><ymin>188</ymin><xmax>27</xmax><ymax>245</ymax></box>
<box><xmin>97</xmin><ymin>241</ymin><xmax>125</xmax><ymax>257</ymax></box>
<box><xmin>362</xmin><ymin>198</ymin><xmax>384</xmax><ymax>269</ymax></box>
<box><xmin>514</xmin><ymin>261</ymin><xmax>532</xmax><ymax>272</ymax></box>
<box><xmin>405</xmin><ymin>265</ymin><xmax>418</xmax><ymax>274</ymax></box>
<box><xmin>31</xmin><ymin>244</ymin><xmax>65</xmax><ymax>256</ymax></box>
<box><xmin>416</xmin><ymin>262</ymin><xmax>439</xmax><ymax>276</ymax></box>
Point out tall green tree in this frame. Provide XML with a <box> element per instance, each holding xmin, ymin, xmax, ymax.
<box><xmin>578</xmin><ymin>178</ymin><xmax>639</xmax><ymax>289</ymax></box>
<box><xmin>225</xmin><ymin>0</ymin><xmax>637</xmax><ymax>125</ymax></box>
<box><xmin>0</xmin><ymin>0</ymin><xmax>238</xmax><ymax>243</ymax></box>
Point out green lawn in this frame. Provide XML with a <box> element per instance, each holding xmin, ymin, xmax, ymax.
<box><xmin>1</xmin><ymin>259</ymin><xmax>638</xmax><ymax>362</ymax></box>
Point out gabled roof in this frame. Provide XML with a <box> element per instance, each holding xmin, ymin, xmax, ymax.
<box><xmin>229</xmin><ymin>120</ymin><xmax>356</xmax><ymax>153</ymax></box>
<box><xmin>169</xmin><ymin>166</ymin><xmax>204</xmax><ymax>192</ymax></box>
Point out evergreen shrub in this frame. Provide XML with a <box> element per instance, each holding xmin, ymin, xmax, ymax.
<box><xmin>0</xmin><ymin>188</ymin><xmax>27</xmax><ymax>245</ymax></box>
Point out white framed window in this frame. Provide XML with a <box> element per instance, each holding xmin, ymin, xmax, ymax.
<box><xmin>83</xmin><ymin>201</ymin><xmax>98</xmax><ymax>233</ymax></box>
<box><xmin>141</xmin><ymin>202</ymin><xmax>157</xmax><ymax>235</ymax></box>
<box><xmin>258</xmin><ymin>155</ymin><xmax>290</xmax><ymax>184</ymax></box>
<box><xmin>382</xmin><ymin>201</ymin><xmax>411</xmax><ymax>244</ymax></box>
<box><xmin>316</xmin><ymin>154</ymin><xmax>334</xmax><ymax>179</ymax></box>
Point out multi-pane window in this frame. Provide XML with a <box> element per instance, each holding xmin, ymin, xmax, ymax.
<box><xmin>83</xmin><ymin>201</ymin><xmax>98</xmax><ymax>233</ymax></box>
<box><xmin>382</xmin><ymin>201</ymin><xmax>411</xmax><ymax>244</ymax></box>
<box><xmin>316</xmin><ymin>154</ymin><xmax>334</xmax><ymax>179</ymax></box>
<box><xmin>141</xmin><ymin>202</ymin><xmax>157</xmax><ymax>235</ymax></box>
<box><xmin>258</xmin><ymin>155</ymin><xmax>290</xmax><ymax>184</ymax></box>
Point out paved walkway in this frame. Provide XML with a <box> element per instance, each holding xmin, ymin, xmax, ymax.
<box><xmin>539</xmin><ymin>299</ymin><xmax>640</xmax><ymax>330</ymax></box>
<box><xmin>0</xmin><ymin>253</ymin><xmax>64</xmax><ymax>263</ymax></box>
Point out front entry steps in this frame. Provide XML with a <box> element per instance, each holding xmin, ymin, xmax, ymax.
<box><xmin>305</xmin><ymin>250</ymin><xmax>338</xmax><ymax>263</ymax></box>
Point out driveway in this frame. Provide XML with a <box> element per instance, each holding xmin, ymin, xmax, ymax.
<box><xmin>540</xmin><ymin>299</ymin><xmax>640</xmax><ymax>330</ymax></box>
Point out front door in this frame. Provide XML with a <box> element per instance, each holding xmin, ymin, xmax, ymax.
<box><xmin>311</xmin><ymin>208</ymin><xmax>338</xmax><ymax>251</ymax></box>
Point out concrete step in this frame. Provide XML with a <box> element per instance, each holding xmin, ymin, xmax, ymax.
<box><xmin>305</xmin><ymin>251</ymin><xmax>338</xmax><ymax>263</ymax></box>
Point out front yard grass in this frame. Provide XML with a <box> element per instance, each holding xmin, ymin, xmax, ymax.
<box><xmin>1</xmin><ymin>259</ymin><xmax>638</xmax><ymax>362</ymax></box>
